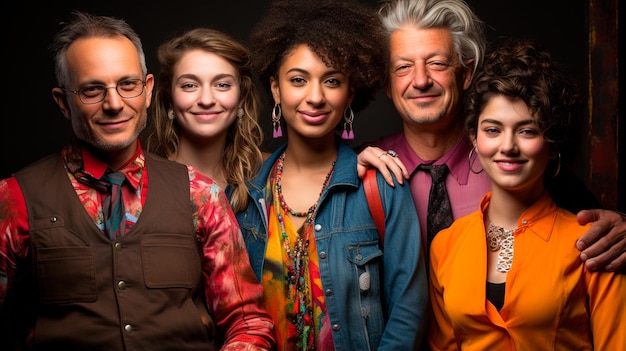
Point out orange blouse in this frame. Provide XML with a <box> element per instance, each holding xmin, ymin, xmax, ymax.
<box><xmin>428</xmin><ymin>192</ymin><xmax>626</xmax><ymax>350</ymax></box>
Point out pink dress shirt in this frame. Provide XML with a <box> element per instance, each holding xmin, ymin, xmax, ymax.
<box><xmin>373</xmin><ymin>132</ymin><xmax>491</xmax><ymax>244</ymax></box>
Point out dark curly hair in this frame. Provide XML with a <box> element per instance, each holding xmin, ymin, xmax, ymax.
<box><xmin>249</xmin><ymin>0</ymin><xmax>387</xmax><ymax>113</ymax></box>
<box><xmin>465</xmin><ymin>37</ymin><xmax>582</xmax><ymax>165</ymax></box>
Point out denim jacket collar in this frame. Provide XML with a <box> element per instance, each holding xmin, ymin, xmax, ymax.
<box><xmin>248</xmin><ymin>139</ymin><xmax>360</xmax><ymax>194</ymax></box>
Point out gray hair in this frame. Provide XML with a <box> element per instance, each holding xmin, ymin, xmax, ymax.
<box><xmin>50</xmin><ymin>11</ymin><xmax>147</xmax><ymax>88</ymax></box>
<box><xmin>378</xmin><ymin>0</ymin><xmax>486</xmax><ymax>71</ymax></box>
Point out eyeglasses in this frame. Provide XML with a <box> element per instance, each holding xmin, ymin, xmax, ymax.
<box><xmin>63</xmin><ymin>78</ymin><xmax>146</xmax><ymax>104</ymax></box>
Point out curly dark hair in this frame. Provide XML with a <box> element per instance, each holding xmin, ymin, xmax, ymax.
<box><xmin>465</xmin><ymin>37</ymin><xmax>582</xmax><ymax>164</ymax></box>
<box><xmin>249</xmin><ymin>0</ymin><xmax>387</xmax><ymax>113</ymax></box>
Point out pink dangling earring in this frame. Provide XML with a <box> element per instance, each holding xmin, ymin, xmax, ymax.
<box><xmin>341</xmin><ymin>105</ymin><xmax>354</xmax><ymax>140</ymax></box>
<box><xmin>272</xmin><ymin>104</ymin><xmax>283</xmax><ymax>138</ymax></box>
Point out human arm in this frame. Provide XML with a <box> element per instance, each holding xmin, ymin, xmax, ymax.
<box><xmin>547</xmin><ymin>169</ymin><xmax>626</xmax><ymax>272</ymax></box>
<box><xmin>428</xmin><ymin>271</ymin><xmax>457</xmax><ymax>350</ymax></box>
<box><xmin>427</xmin><ymin>234</ymin><xmax>460</xmax><ymax>351</ymax></box>
<box><xmin>191</xmin><ymin>172</ymin><xmax>274</xmax><ymax>351</ymax></box>
<box><xmin>356</xmin><ymin>146</ymin><xmax>408</xmax><ymax>187</ymax></box>
<box><xmin>576</xmin><ymin>209</ymin><xmax>626</xmax><ymax>272</ymax></box>
<box><xmin>0</xmin><ymin>178</ymin><xmax>30</xmax><ymax>307</ymax></box>
<box><xmin>585</xmin><ymin>260</ymin><xmax>626</xmax><ymax>349</ymax></box>
<box><xmin>374</xmin><ymin>172</ymin><xmax>428</xmax><ymax>350</ymax></box>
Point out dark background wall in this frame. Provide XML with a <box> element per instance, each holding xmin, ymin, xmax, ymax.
<box><xmin>1</xmin><ymin>1</ymin><xmax>621</xmax><ymax>211</ymax></box>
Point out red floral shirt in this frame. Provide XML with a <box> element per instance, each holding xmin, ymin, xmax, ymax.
<box><xmin>0</xmin><ymin>142</ymin><xmax>274</xmax><ymax>351</ymax></box>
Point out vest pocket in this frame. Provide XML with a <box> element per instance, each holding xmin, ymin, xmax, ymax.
<box><xmin>37</xmin><ymin>246</ymin><xmax>96</xmax><ymax>303</ymax></box>
<box><xmin>142</xmin><ymin>234</ymin><xmax>201</xmax><ymax>288</ymax></box>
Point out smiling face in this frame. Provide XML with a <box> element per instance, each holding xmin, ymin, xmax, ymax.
<box><xmin>387</xmin><ymin>26</ymin><xmax>472</xmax><ymax>130</ymax></box>
<box><xmin>171</xmin><ymin>49</ymin><xmax>241</xmax><ymax>142</ymax></box>
<box><xmin>474</xmin><ymin>95</ymin><xmax>550</xmax><ymax>199</ymax></box>
<box><xmin>53</xmin><ymin>36</ymin><xmax>154</xmax><ymax>158</ymax></box>
<box><xmin>270</xmin><ymin>44</ymin><xmax>353</xmax><ymax>142</ymax></box>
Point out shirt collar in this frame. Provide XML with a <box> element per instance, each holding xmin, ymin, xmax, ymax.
<box><xmin>393</xmin><ymin>133</ymin><xmax>473</xmax><ymax>185</ymax></box>
<box><xmin>479</xmin><ymin>191</ymin><xmax>558</xmax><ymax>242</ymax></box>
<box><xmin>63</xmin><ymin>140</ymin><xmax>145</xmax><ymax>191</ymax></box>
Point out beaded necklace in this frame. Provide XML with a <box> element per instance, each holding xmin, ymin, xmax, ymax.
<box><xmin>276</xmin><ymin>155</ymin><xmax>318</xmax><ymax>222</ymax></box>
<box><xmin>273</xmin><ymin>152</ymin><xmax>336</xmax><ymax>350</ymax></box>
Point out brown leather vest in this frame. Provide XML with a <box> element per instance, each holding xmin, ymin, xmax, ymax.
<box><xmin>5</xmin><ymin>152</ymin><xmax>216</xmax><ymax>350</ymax></box>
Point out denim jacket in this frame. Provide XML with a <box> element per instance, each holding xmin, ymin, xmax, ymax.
<box><xmin>234</xmin><ymin>141</ymin><xmax>428</xmax><ymax>351</ymax></box>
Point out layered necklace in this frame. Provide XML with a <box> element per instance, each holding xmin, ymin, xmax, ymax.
<box><xmin>487</xmin><ymin>222</ymin><xmax>515</xmax><ymax>273</ymax></box>
<box><xmin>274</xmin><ymin>152</ymin><xmax>336</xmax><ymax>350</ymax></box>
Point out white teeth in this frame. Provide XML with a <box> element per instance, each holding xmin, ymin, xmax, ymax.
<box><xmin>497</xmin><ymin>162</ymin><xmax>517</xmax><ymax>167</ymax></box>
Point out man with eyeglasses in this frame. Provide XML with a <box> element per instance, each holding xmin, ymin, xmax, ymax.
<box><xmin>0</xmin><ymin>11</ymin><xmax>274</xmax><ymax>350</ymax></box>
<box><xmin>62</xmin><ymin>78</ymin><xmax>146</xmax><ymax>105</ymax></box>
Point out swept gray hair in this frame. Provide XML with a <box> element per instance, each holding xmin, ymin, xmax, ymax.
<box><xmin>378</xmin><ymin>0</ymin><xmax>486</xmax><ymax>71</ymax></box>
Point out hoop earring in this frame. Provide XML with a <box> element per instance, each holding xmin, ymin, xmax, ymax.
<box><xmin>167</xmin><ymin>109</ymin><xmax>175</xmax><ymax>120</ymax></box>
<box><xmin>469</xmin><ymin>147</ymin><xmax>483</xmax><ymax>174</ymax></box>
<box><xmin>341</xmin><ymin>105</ymin><xmax>354</xmax><ymax>140</ymax></box>
<box><xmin>551</xmin><ymin>152</ymin><xmax>561</xmax><ymax>178</ymax></box>
<box><xmin>272</xmin><ymin>104</ymin><xmax>283</xmax><ymax>138</ymax></box>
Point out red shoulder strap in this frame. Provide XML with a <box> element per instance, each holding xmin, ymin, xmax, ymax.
<box><xmin>363</xmin><ymin>168</ymin><xmax>385</xmax><ymax>245</ymax></box>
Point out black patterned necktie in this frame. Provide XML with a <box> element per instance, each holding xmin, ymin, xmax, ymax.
<box><xmin>101</xmin><ymin>170</ymin><xmax>126</xmax><ymax>240</ymax></box>
<box><xmin>419</xmin><ymin>164</ymin><xmax>453</xmax><ymax>256</ymax></box>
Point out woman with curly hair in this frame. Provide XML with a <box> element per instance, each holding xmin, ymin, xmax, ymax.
<box><xmin>145</xmin><ymin>28</ymin><xmax>264</xmax><ymax>212</ymax></box>
<box><xmin>428</xmin><ymin>38</ymin><xmax>626</xmax><ymax>350</ymax></box>
<box><xmin>234</xmin><ymin>0</ymin><xmax>428</xmax><ymax>349</ymax></box>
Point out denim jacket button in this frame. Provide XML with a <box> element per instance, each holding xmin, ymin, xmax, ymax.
<box><xmin>314</xmin><ymin>224</ymin><xmax>322</xmax><ymax>231</ymax></box>
<box><xmin>325</xmin><ymin>289</ymin><xmax>333</xmax><ymax>296</ymax></box>
<box><xmin>332</xmin><ymin>324</ymin><xmax>340</xmax><ymax>331</ymax></box>
<box><xmin>319</xmin><ymin>251</ymin><xmax>327</xmax><ymax>259</ymax></box>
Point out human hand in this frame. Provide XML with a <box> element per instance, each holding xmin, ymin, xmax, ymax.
<box><xmin>576</xmin><ymin>209</ymin><xmax>626</xmax><ymax>272</ymax></box>
<box><xmin>356</xmin><ymin>146</ymin><xmax>408</xmax><ymax>186</ymax></box>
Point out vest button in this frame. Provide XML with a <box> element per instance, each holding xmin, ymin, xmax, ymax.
<box><xmin>125</xmin><ymin>324</ymin><xmax>134</xmax><ymax>334</ymax></box>
<box><xmin>50</xmin><ymin>216</ymin><xmax>58</xmax><ymax>223</ymax></box>
<box><xmin>115</xmin><ymin>242</ymin><xmax>123</xmax><ymax>251</ymax></box>
<box><xmin>118</xmin><ymin>281</ymin><xmax>127</xmax><ymax>290</ymax></box>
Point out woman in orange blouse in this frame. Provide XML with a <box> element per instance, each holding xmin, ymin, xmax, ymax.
<box><xmin>427</xmin><ymin>38</ymin><xmax>625</xmax><ymax>350</ymax></box>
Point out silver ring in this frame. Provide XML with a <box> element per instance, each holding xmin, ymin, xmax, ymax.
<box><xmin>386</xmin><ymin>150</ymin><xmax>398</xmax><ymax>157</ymax></box>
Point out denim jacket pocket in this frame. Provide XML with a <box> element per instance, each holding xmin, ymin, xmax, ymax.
<box><xmin>346</xmin><ymin>240</ymin><xmax>382</xmax><ymax>293</ymax></box>
<box><xmin>345</xmin><ymin>240</ymin><xmax>385</xmax><ymax>340</ymax></box>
